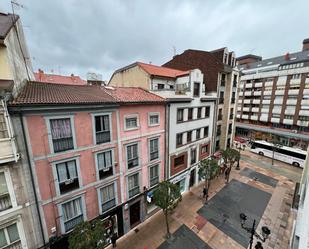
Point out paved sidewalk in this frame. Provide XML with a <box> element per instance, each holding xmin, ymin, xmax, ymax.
<box><xmin>107</xmin><ymin>152</ymin><xmax>300</xmax><ymax>249</ymax></box>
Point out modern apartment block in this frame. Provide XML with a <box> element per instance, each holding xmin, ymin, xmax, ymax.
<box><xmin>8</xmin><ymin>82</ymin><xmax>165</xmax><ymax>247</ymax></box>
<box><xmin>236</xmin><ymin>39</ymin><xmax>309</xmax><ymax>149</ymax></box>
<box><xmin>0</xmin><ymin>12</ymin><xmax>44</xmax><ymax>249</ymax></box>
<box><xmin>109</xmin><ymin>62</ymin><xmax>216</xmax><ymax>193</ymax></box>
<box><xmin>162</xmin><ymin>48</ymin><xmax>239</xmax><ymax>151</ymax></box>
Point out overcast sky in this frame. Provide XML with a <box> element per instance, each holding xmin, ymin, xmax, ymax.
<box><xmin>1</xmin><ymin>0</ymin><xmax>309</xmax><ymax>80</ymax></box>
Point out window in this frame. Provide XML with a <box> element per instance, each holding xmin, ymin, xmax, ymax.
<box><xmin>0</xmin><ymin>172</ymin><xmax>12</xmax><ymax>212</ymax></box>
<box><xmin>149</xmin><ymin>113</ymin><xmax>159</xmax><ymax>126</ymax></box>
<box><xmin>228</xmin><ymin>124</ymin><xmax>233</xmax><ymax>134</ymax></box>
<box><xmin>50</xmin><ymin>118</ymin><xmax>74</xmax><ymax>153</ymax></box>
<box><xmin>190</xmin><ymin>148</ymin><xmax>197</xmax><ymax>165</ymax></box>
<box><xmin>157</xmin><ymin>84</ymin><xmax>165</xmax><ymax>90</ymax></box>
<box><xmin>196</xmin><ymin>128</ymin><xmax>201</xmax><ymax>140</ymax></box>
<box><xmin>95</xmin><ymin>115</ymin><xmax>111</xmax><ymax>144</ymax></box>
<box><xmin>0</xmin><ymin>223</ymin><xmax>21</xmax><ymax>248</ymax></box>
<box><xmin>188</xmin><ymin>108</ymin><xmax>193</xmax><ymax>120</ymax></box>
<box><xmin>176</xmin><ymin>133</ymin><xmax>183</xmax><ymax>146</ymax></box>
<box><xmin>187</xmin><ymin>131</ymin><xmax>192</xmax><ymax>143</ymax></box>
<box><xmin>127</xmin><ymin>144</ymin><xmax>139</xmax><ymax>169</ymax></box>
<box><xmin>128</xmin><ymin>173</ymin><xmax>140</xmax><ymax>198</ymax></box>
<box><xmin>221</xmin><ymin>74</ymin><xmax>226</xmax><ymax>86</ymax></box>
<box><xmin>174</xmin><ymin>155</ymin><xmax>185</xmax><ymax>167</ymax></box>
<box><xmin>149</xmin><ymin>138</ymin><xmax>159</xmax><ymax>161</ymax></box>
<box><xmin>62</xmin><ymin>197</ymin><xmax>84</xmax><ymax>232</ymax></box>
<box><xmin>205</xmin><ymin>106</ymin><xmax>210</xmax><ymax>118</ymax></box>
<box><xmin>218</xmin><ymin>109</ymin><xmax>223</xmax><ymax>121</ymax></box>
<box><xmin>0</xmin><ymin>112</ymin><xmax>8</xmax><ymax>139</ymax></box>
<box><xmin>231</xmin><ymin>92</ymin><xmax>236</xmax><ymax>103</ymax></box>
<box><xmin>125</xmin><ymin>116</ymin><xmax>138</xmax><ymax>130</ymax></box>
<box><xmin>230</xmin><ymin>108</ymin><xmax>234</xmax><ymax>119</ymax></box>
<box><xmin>204</xmin><ymin>126</ymin><xmax>209</xmax><ymax>138</ymax></box>
<box><xmin>97</xmin><ymin>150</ymin><xmax>113</xmax><ymax>179</ymax></box>
<box><xmin>100</xmin><ymin>184</ymin><xmax>116</xmax><ymax>213</ymax></box>
<box><xmin>217</xmin><ymin>125</ymin><xmax>221</xmax><ymax>136</ymax></box>
<box><xmin>56</xmin><ymin>160</ymin><xmax>79</xmax><ymax>194</ymax></box>
<box><xmin>219</xmin><ymin>92</ymin><xmax>224</xmax><ymax>104</ymax></box>
<box><xmin>193</xmin><ymin>83</ymin><xmax>200</xmax><ymax>97</ymax></box>
<box><xmin>201</xmin><ymin>144</ymin><xmax>208</xmax><ymax>154</ymax></box>
<box><xmin>149</xmin><ymin>165</ymin><xmax>159</xmax><ymax>187</ymax></box>
<box><xmin>197</xmin><ymin>108</ymin><xmax>202</xmax><ymax>119</ymax></box>
<box><xmin>177</xmin><ymin>109</ymin><xmax>184</xmax><ymax>122</ymax></box>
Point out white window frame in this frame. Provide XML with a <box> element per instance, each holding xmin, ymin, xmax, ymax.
<box><xmin>148</xmin><ymin>164</ymin><xmax>160</xmax><ymax>187</ymax></box>
<box><xmin>124</xmin><ymin>114</ymin><xmax>139</xmax><ymax>131</ymax></box>
<box><xmin>58</xmin><ymin>195</ymin><xmax>87</xmax><ymax>234</ymax></box>
<box><xmin>0</xmin><ymin>220</ymin><xmax>27</xmax><ymax>249</ymax></box>
<box><xmin>45</xmin><ymin>115</ymin><xmax>77</xmax><ymax>154</ymax></box>
<box><xmin>51</xmin><ymin>157</ymin><xmax>82</xmax><ymax>196</ymax></box>
<box><xmin>148</xmin><ymin>137</ymin><xmax>160</xmax><ymax>162</ymax></box>
<box><xmin>97</xmin><ymin>182</ymin><xmax>118</xmax><ymax>214</ymax></box>
<box><xmin>125</xmin><ymin>142</ymin><xmax>140</xmax><ymax>170</ymax></box>
<box><xmin>91</xmin><ymin>112</ymin><xmax>113</xmax><ymax>145</ymax></box>
<box><xmin>0</xmin><ymin>168</ymin><xmax>17</xmax><ymax>214</ymax></box>
<box><xmin>148</xmin><ymin>112</ymin><xmax>160</xmax><ymax>127</ymax></box>
<box><xmin>127</xmin><ymin>172</ymin><xmax>140</xmax><ymax>199</ymax></box>
<box><xmin>94</xmin><ymin>149</ymin><xmax>115</xmax><ymax>181</ymax></box>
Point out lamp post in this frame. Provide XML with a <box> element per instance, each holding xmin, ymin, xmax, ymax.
<box><xmin>239</xmin><ymin>213</ymin><xmax>271</xmax><ymax>249</ymax></box>
<box><xmin>235</xmin><ymin>146</ymin><xmax>241</xmax><ymax>170</ymax></box>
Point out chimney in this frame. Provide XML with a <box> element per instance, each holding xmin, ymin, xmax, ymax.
<box><xmin>303</xmin><ymin>38</ymin><xmax>309</xmax><ymax>51</ymax></box>
<box><xmin>284</xmin><ymin>52</ymin><xmax>290</xmax><ymax>61</ymax></box>
<box><xmin>38</xmin><ymin>68</ymin><xmax>44</xmax><ymax>81</ymax></box>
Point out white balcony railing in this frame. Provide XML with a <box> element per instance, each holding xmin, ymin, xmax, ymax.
<box><xmin>286</xmin><ymin>99</ymin><xmax>297</xmax><ymax>105</ymax></box>
<box><xmin>288</xmin><ymin>89</ymin><xmax>299</xmax><ymax>95</ymax></box>
<box><xmin>252</xmin><ymin>107</ymin><xmax>259</xmax><ymax>112</ymax></box>
<box><xmin>297</xmin><ymin>120</ymin><xmax>309</xmax><ymax>127</ymax></box>
<box><xmin>252</xmin><ymin>99</ymin><xmax>260</xmax><ymax>104</ymax></box>
<box><xmin>263</xmin><ymin>90</ymin><xmax>272</xmax><ymax>95</ymax></box>
<box><xmin>250</xmin><ymin>115</ymin><xmax>258</xmax><ymax>120</ymax></box>
<box><xmin>244</xmin><ymin>99</ymin><xmax>251</xmax><ymax>104</ymax></box>
<box><xmin>255</xmin><ymin>82</ymin><xmax>263</xmax><ymax>88</ymax></box>
<box><xmin>301</xmin><ymin>99</ymin><xmax>309</xmax><ymax>106</ymax></box>
<box><xmin>245</xmin><ymin>83</ymin><xmax>253</xmax><ymax>88</ymax></box>
<box><xmin>263</xmin><ymin>99</ymin><xmax>271</xmax><ymax>104</ymax></box>
<box><xmin>275</xmin><ymin>90</ymin><xmax>285</xmax><ymax>95</ymax></box>
<box><xmin>260</xmin><ymin>115</ymin><xmax>268</xmax><ymax>122</ymax></box>
<box><xmin>243</xmin><ymin>107</ymin><xmax>250</xmax><ymax>112</ymax></box>
<box><xmin>244</xmin><ymin>91</ymin><xmax>252</xmax><ymax>96</ymax></box>
<box><xmin>274</xmin><ymin>98</ymin><xmax>283</xmax><ymax>104</ymax></box>
<box><xmin>271</xmin><ymin>117</ymin><xmax>280</xmax><ymax>123</ymax></box>
<box><xmin>254</xmin><ymin>91</ymin><xmax>261</xmax><ymax>96</ymax></box>
<box><xmin>283</xmin><ymin>119</ymin><xmax>293</xmax><ymax>125</ymax></box>
<box><xmin>299</xmin><ymin>110</ymin><xmax>309</xmax><ymax>116</ymax></box>
<box><xmin>285</xmin><ymin>109</ymin><xmax>296</xmax><ymax>115</ymax></box>
<box><xmin>242</xmin><ymin>115</ymin><xmax>248</xmax><ymax>119</ymax></box>
<box><xmin>264</xmin><ymin>82</ymin><xmax>273</xmax><ymax>87</ymax></box>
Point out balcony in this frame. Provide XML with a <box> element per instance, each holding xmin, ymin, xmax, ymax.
<box><xmin>288</xmin><ymin>89</ymin><xmax>299</xmax><ymax>95</ymax></box>
<box><xmin>261</xmin><ymin>108</ymin><xmax>269</xmax><ymax>113</ymax></box>
<box><xmin>101</xmin><ymin>198</ymin><xmax>116</xmax><ymax>213</ymax></box>
<box><xmin>303</xmin><ymin>89</ymin><xmax>309</xmax><ymax>95</ymax></box>
<box><xmin>272</xmin><ymin>108</ymin><xmax>281</xmax><ymax>114</ymax></box>
<box><xmin>237</xmin><ymin>106</ymin><xmax>242</xmax><ymax>111</ymax></box>
<box><xmin>244</xmin><ymin>99</ymin><xmax>251</xmax><ymax>104</ymax></box>
<box><xmin>242</xmin><ymin>115</ymin><xmax>248</xmax><ymax>119</ymax></box>
<box><xmin>274</xmin><ymin>98</ymin><xmax>283</xmax><ymax>104</ymax></box>
<box><xmin>96</xmin><ymin>131</ymin><xmax>111</xmax><ymax>144</ymax></box>
<box><xmin>283</xmin><ymin>119</ymin><xmax>293</xmax><ymax>125</ymax></box>
<box><xmin>129</xmin><ymin>186</ymin><xmax>140</xmax><ymax>198</ymax></box>
<box><xmin>263</xmin><ymin>90</ymin><xmax>272</xmax><ymax>95</ymax></box>
<box><xmin>260</xmin><ymin>115</ymin><xmax>268</xmax><ymax>122</ymax></box>
<box><xmin>286</xmin><ymin>99</ymin><xmax>297</xmax><ymax>105</ymax></box>
<box><xmin>290</xmin><ymin>78</ymin><xmax>301</xmax><ymax>85</ymax></box>
<box><xmin>254</xmin><ymin>91</ymin><xmax>261</xmax><ymax>96</ymax></box>
<box><xmin>243</xmin><ymin>107</ymin><xmax>250</xmax><ymax>112</ymax></box>
<box><xmin>255</xmin><ymin>82</ymin><xmax>263</xmax><ymax>88</ymax></box>
<box><xmin>252</xmin><ymin>99</ymin><xmax>260</xmax><ymax>104</ymax></box>
<box><xmin>252</xmin><ymin>107</ymin><xmax>259</xmax><ymax>112</ymax></box>
<box><xmin>0</xmin><ymin>104</ymin><xmax>19</xmax><ymax>164</ymax></box>
<box><xmin>236</xmin><ymin>114</ymin><xmax>241</xmax><ymax>118</ymax></box>
<box><xmin>275</xmin><ymin>90</ymin><xmax>285</xmax><ymax>95</ymax></box>
<box><xmin>244</xmin><ymin>91</ymin><xmax>252</xmax><ymax>96</ymax></box>
<box><xmin>250</xmin><ymin>115</ymin><xmax>258</xmax><ymax>120</ymax></box>
<box><xmin>297</xmin><ymin>120</ymin><xmax>309</xmax><ymax>127</ymax></box>
<box><xmin>64</xmin><ymin>214</ymin><xmax>84</xmax><ymax>232</ymax></box>
<box><xmin>245</xmin><ymin>83</ymin><xmax>253</xmax><ymax>88</ymax></box>
<box><xmin>239</xmin><ymin>92</ymin><xmax>243</xmax><ymax>96</ymax></box>
<box><xmin>271</xmin><ymin>117</ymin><xmax>280</xmax><ymax>123</ymax></box>
<box><xmin>301</xmin><ymin>99</ymin><xmax>309</xmax><ymax>106</ymax></box>
<box><xmin>285</xmin><ymin>109</ymin><xmax>296</xmax><ymax>115</ymax></box>
<box><xmin>53</xmin><ymin>137</ymin><xmax>74</xmax><ymax>153</ymax></box>
<box><xmin>263</xmin><ymin>99</ymin><xmax>270</xmax><ymax>104</ymax></box>
<box><xmin>299</xmin><ymin>110</ymin><xmax>309</xmax><ymax>116</ymax></box>
<box><xmin>265</xmin><ymin>82</ymin><xmax>273</xmax><ymax>87</ymax></box>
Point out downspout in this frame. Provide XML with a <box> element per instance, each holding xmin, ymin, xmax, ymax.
<box><xmin>165</xmin><ymin>104</ymin><xmax>170</xmax><ymax>180</ymax></box>
<box><xmin>19</xmin><ymin>113</ymin><xmax>46</xmax><ymax>247</ymax></box>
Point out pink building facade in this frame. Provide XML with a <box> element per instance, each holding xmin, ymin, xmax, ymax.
<box><xmin>9</xmin><ymin>82</ymin><xmax>165</xmax><ymax>246</ymax></box>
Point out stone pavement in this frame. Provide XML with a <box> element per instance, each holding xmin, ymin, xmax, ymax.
<box><xmin>107</xmin><ymin>152</ymin><xmax>300</xmax><ymax>249</ymax></box>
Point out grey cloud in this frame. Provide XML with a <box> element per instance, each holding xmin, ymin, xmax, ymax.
<box><xmin>1</xmin><ymin>0</ymin><xmax>308</xmax><ymax>80</ymax></box>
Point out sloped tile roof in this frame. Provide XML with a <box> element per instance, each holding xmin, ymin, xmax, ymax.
<box><xmin>0</xmin><ymin>12</ymin><xmax>19</xmax><ymax>39</ymax></box>
<box><xmin>137</xmin><ymin>62</ymin><xmax>189</xmax><ymax>78</ymax></box>
<box><xmin>163</xmin><ymin>49</ymin><xmax>224</xmax><ymax>92</ymax></box>
<box><xmin>34</xmin><ymin>72</ymin><xmax>87</xmax><ymax>85</ymax></box>
<box><xmin>11</xmin><ymin>82</ymin><xmax>115</xmax><ymax>105</ymax></box>
<box><xmin>11</xmin><ymin>82</ymin><xmax>165</xmax><ymax>106</ymax></box>
<box><xmin>104</xmin><ymin>87</ymin><xmax>165</xmax><ymax>103</ymax></box>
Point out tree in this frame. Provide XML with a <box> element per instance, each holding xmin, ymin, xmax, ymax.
<box><xmin>68</xmin><ymin>220</ymin><xmax>107</xmax><ymax>249</ymax></box>
<box><xmin>270</xmin><ymin>137</ymin><xmax>282</xmax><ymax>166</ymax></box>
<box><xmin>222</xmin><ymin>148</ymin><xmax>240</xmax><ymax>183</ymax></box>
<box><xmin>198</xmin><ymin>158</ymin><xmax>219</xmax><ymax>189</ymax></box>
<box><xmin>154</xmin><ymin>181</ymin><xmax>182</xmax><ymax>238</ymax></box>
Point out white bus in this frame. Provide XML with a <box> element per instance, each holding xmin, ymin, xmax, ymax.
<box><xmin>250</xmin><ymin>140</ymin><xmax>307</xmax><ymax>168</ymax></box>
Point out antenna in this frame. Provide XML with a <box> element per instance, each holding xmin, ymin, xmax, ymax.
<box><xmin>173</xmin><ymin>46</ymin><xmax>176</xmax><ymax>56</ymax></box>
<box><xmin>11</xmin><ymin>0</ymin><xmax>27</xmax><ymax>10</ymax></box>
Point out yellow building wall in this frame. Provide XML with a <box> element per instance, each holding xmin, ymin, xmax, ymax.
<box><xmin>0</xmin><ymin>46</ymin><xmax>13</xmax><ymax>80</ymax></box>
<box><xmin>109</xmin><ymin>65</ymin><xmax>150</xmax><ymax>89</ymax></box>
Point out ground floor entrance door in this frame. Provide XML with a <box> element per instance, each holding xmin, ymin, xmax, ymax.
<box><xmin>129</xmin><ymin>201</ymin><xmax>141</xmax><ymax>228</ymax></box>
<box><xmin>189</xmin><ymin>169</ymin><xmax>196</xmax><ymax>187</ymax></box>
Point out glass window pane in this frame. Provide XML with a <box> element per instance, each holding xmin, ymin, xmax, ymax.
<box><xmin>0</xmin><ymin>229</ymin><xmax>7</xmax><ymax>247</ymax></box>
<box><xmin>0</xmin><ymin>173</ymin><xmax>9</xmax><ymax>195</ymax></box>
<box><xmin>7</xmin><ymin>224</ymin><xmax>19</xmax><ymax>243</ymax></box>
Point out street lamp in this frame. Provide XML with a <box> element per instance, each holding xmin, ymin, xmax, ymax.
<box><xmin>235</xmin><ymin>146</ymin><xmax>241</xmax><ymax>170</ymax></box>
<box><xmin>239</xmin><ymin>213</ymin><xmax>271</xmax><ymax>249</ymax></box>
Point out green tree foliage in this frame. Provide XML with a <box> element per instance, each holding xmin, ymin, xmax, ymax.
<box><xmin>222</xmin><ymin>148</ymin><xmax>240</xmax><ymax>182</ymax></box>
<box><xmin>154</xmin><ymin>181</ymin><xmax>181</xmax><ymax>238</ymax></box>
<box><xmin>68</xmin><ymin>220</ymin><xmax>107</xmax><ymax>249</ymax></box>
<box><xmin>198</xmin><ymin>158</ymin><xmax>219</xmax><ymax>189</ymax></box>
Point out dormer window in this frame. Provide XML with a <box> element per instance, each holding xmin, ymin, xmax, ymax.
<box><xmin>193</xmin><ymin>83</ymin><xmax>200</xmax><ymax>97</ymax></box>
<box><xmin>157</xmin><ymin>84</ymin><xmax>164</xmax><ymax>90</ymax></box>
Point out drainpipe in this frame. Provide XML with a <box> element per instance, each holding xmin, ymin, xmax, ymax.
<box><xmin>19</xmin><ymin>113</ymin><xmax>46</xmax><ymax>247</ymax></box>
<box><xmin>165</xmin><ymin>104</ymin><xmax>170</xmax><ymax>180</ymax></box>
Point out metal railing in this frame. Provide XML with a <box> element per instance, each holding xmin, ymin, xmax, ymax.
<box><xmin>129</xmin><ymin>186</ymin><xmax>140</xmax><ymax>198</ymax></box>
<box><xmin>150</xmin><ymin>176</ymin><xmax>159</xmax><ymax>187</ymax></box>
<box><xmin>64</xmin><ymin>214</ymin><xmax>84</xmax><ymax>232</ymax></box>
<box><xmin>102</xmin><ymin>198</ymin><xmax>116</xmax><ymax>213</ymax></box>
